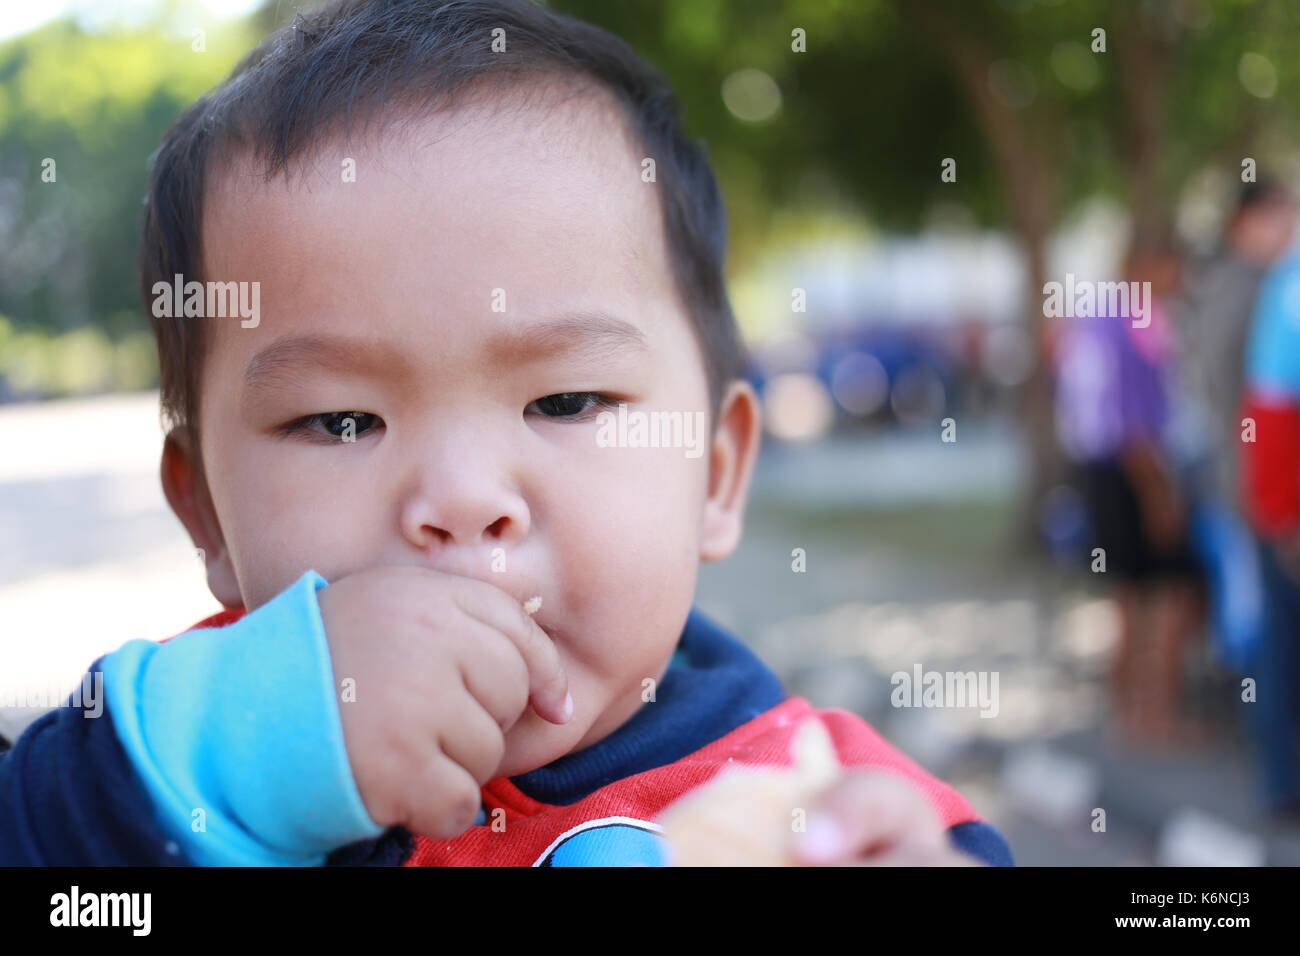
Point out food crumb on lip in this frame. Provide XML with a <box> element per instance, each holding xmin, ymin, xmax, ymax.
<box><xmin>523</xmin><ymin>595</ymin><xmax>543</xmax><ymax>616</ymax></box>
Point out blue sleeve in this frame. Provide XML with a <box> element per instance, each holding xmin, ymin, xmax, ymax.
<box><xmin>948</xmin><ymin>820</ymin><xmax>1015</xmax><ymax>867</ymax></box>
<box><xmin>0</xmin><ymin>570</ymin><xmax>386</xmax><ymax>866</ymax></box>
<box><xmin>1247</xmin><ymin>259</ymin><xmax>1300</xmax><ymax>397</ymax></box>
<box><xmin>99</xmin><ymin>569</ymin><xmax>385</xmax><ymax>865</ymax></box>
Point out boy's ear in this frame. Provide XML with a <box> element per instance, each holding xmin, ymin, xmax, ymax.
<box><xmin>700</xmin><ymin>379</ymin><xmax>763</xmax><ymax>563</ymax></box>
<box><xmin>160</xmin><ymin>426</ymin><xmax>244</xmax><ymax>609</ymax></box>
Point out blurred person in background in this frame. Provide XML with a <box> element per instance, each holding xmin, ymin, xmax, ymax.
<box><xmin>1240</xmin><ymin>231</ymin><xmax>1300</xmax><ymax>820</ymax></box>
<box><xmin>1172</xmin><ymin>177</ymin><xmax>1295</xmax><ymax>683</ymax></box>
<box><xmin>1055</xmin><ymin>236</ymin><xmax>1205</xmax><ymax>746</ymax></box>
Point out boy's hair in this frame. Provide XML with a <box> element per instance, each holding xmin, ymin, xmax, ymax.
<box><xmin>140</xmin><ymin>0</ymin><xmax>743</xmax><ymax>443</ymax></box>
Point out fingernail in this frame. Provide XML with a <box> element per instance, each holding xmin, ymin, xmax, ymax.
<box><xmin>563</xmin><ymin>692</ymin><xmax>573</xmax><ymax>722</ymax></box>
<box><xmin>798</xmin><ymin>818</ymin><xmax>843</xmax><ymax>862</ymax></box>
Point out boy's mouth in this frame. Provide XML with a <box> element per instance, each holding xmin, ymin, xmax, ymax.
<box><xmin>521</xmin><ymin>594</ymin><xmax>551</xmax><ymax>637</ymax></box>
<box><xmin>532</xmin><ymin>618</ymin><xmax>562</xmax><ymax>646</ymax></box>
<box><xmin>520</xmin><ymin>597</ymin><xmax>560</xmax><ymax>646</ymax></box>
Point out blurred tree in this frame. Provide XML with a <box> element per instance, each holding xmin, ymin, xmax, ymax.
<box><xmin>895</xmin><ymin>0</ymin><xmax>1300</xmax><ymax>532</ymax></box>
<box><xmin>554</xmin><ymin>0</ymin><xmax>1300</xmax><ymax>536</ymax></box>
<box><xmin>0</xmin><ymin>8</ymin><xmax>251</xmax><ymax>392</ymax></box>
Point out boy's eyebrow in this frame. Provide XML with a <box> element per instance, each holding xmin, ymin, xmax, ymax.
<box><xmin>242</xmin><ymin>312</ymin><xmax>649</xmax><ymax>394</ymax></box>
<box><xmin>486</xmin><ymin>310</ymin><xmax>650</xmax><ymax>363</ymax></box>
<box><xmin>243</xmin><ymin>334</ymin><xmax>414</xmax><ymax>396</ymax></box>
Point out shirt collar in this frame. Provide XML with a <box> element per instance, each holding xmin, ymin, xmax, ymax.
<box><xmin>508</xmin><ymin>608</ymin><xmax>786</xmax><ymax>806</ymax></box>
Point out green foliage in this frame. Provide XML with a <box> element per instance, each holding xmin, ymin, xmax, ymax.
<box><xmin>554</xmin><ymin>0</ymin><xmax>1300</xmax><ymax>248</ymax></box>
<box><xmin>0</xmin><ymin>314</ymin><xmax>157</xmax><ymax>399</ymax></box>
<box><xmin>3</xmin><ymin>0</ymin><xmax>1300</xmax><ymax>399</ymax></box>
<box><xmin>0</xmin><ymin>13</ymin><xmax>250</xmax><ymax>396</ymax></box>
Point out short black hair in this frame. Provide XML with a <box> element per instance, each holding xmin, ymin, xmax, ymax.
<box><xmin>139</xmin><ymin>0</ymin><xmax>743</xmax><ymax>440</ymax></box>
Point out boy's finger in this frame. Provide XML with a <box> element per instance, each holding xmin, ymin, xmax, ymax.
<box><xmin>791</xmin><ymin>771</ymin><xmax>945</xmax><ymax>865</ymax></box>
<box><xmin>451</xmin><ymin>580</ymin><xmax>571</xmax><ymax>726</ymax></box>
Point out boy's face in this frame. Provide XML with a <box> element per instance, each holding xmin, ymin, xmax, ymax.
<box><xmin>165</xmin><ymin>88</ymin><xmax>760</xmax><ymax>777</ymax></box>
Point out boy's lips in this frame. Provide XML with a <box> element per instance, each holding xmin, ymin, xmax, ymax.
<box><xmin>519</xmin><ymin>594</ymin><xmax>559</xmax><ymax>641</ymax></box>
<box><xmin>531</xmin><ymin>617</ymin><xmax>573</xmax><ymax>660</ymax></box>
<box><xmin>532</xmin><ymin>617</ymin><xmax>560</xmax><ymax>644</ymax></box>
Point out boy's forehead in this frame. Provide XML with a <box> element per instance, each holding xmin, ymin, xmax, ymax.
<box><xmin>203</xmin><ymin>86</ymin><xmax>657</xmax><ymax>272</ymax></box>
<box><xmin>199</xmin><ymin>86</ymin><xmax>679</xmax><ymax>361</ymax></box>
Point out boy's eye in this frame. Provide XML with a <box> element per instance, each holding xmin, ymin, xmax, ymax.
<box><xmin>526</xmin><ymin>392</ymin><xmax>611</xmax><ymax>419</ymax></box>
<box><xmin>282</xmin><ymin>411</ymin><xmax>383</xmax><ymax>441</ymax></box>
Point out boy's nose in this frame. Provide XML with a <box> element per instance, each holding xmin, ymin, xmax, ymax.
<box><xmin>398</xmin><ymin>465</ymin><xmax>531</xmax><ymax>556</ymax></box>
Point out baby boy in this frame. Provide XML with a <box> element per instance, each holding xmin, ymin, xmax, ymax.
<box><xmin>0</xmin><ymin>0</ymin><xmax>1011</xmax><ymax>867</ymax></box>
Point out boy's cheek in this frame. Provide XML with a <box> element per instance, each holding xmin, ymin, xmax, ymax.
<box><xmin>496</xmin><ymin>669</ymin><xmax>625</xmax><ymax>776</ymax></box>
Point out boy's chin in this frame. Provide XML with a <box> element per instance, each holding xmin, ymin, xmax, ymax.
<box><xmin>494</xmin><ymin>709</ymin><xmax>589</xmax><ymax>780</ymax></box>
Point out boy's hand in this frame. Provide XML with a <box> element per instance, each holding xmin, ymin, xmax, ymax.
<box><xmin>788</xmin><ymin>771</ymin><xmax>983</xmax><ymax>866</ymax></box>
<box><xmin>317</xmin><ymin>565</ymin><xmax>570</xmax><ymax>841</ymax></box>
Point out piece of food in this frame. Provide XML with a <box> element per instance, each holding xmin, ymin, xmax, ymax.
<box><xmin>523</xmin><ymin>595</ymin><xmax>543</xmax><ymax>616</ymax></box>
<box><xmin>658</xmin><ymin>718</ymin><xmax>843</xmax><ymax>866</ymax></box>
